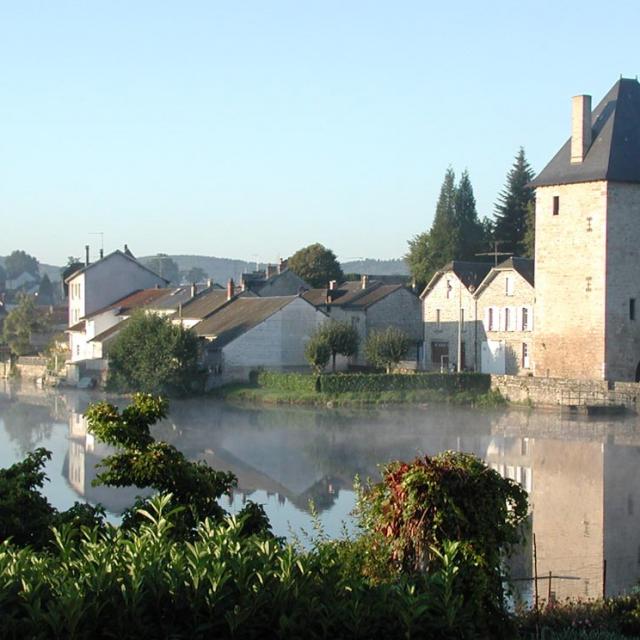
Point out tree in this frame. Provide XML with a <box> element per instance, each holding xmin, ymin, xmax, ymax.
<box><xmin>318</xmin><ymin>321</ymin><xmax>359</xmax><ymax>372</ymax></box>
<box><xmin>107</xmin><ymin>312</ymin><xmax>203</xmax><ymax>396</ymax></box>
<box><xmin>305</xmin><ymin>333</ymin><xmax>331</xmax><ymax>373</ymax></box>
<box><xmin>427</xmin><ymin>167</ymin><xmax>458</xmax><ymax>271</ymax></box>
<box><xmin>61</xmin><ymin>257</ymin><xmax>83</xmax><ymax>297</ymax></box>
<box><xmin>405</xmin><ymin>232</ymin><xmax>431</xmax><ymax>292</ymax></box>
<box><xmin>0</xmin><ymin>264</ymin><xmax>5</xmax><ymax>292</ymax></box>
<box><xmin>492</xmin><ymin>148</ymin><xmax>535</xmax><ymax>255</ymax></box>
<box><xmin>145</xmin><ymin>254</ymin><xmax>179</xmax><ymax>284</ymax></box>
<box><xmin>288</xmin><ymin>243</ymin><xmax>343</xmax><ymax>288</ymax></box>
<box><xmin>454</xmin><ymin>170</ymin><xmax>486</xmax><ymax>261</ymax></box>
<box><xmin>364</xmin><ymin>327</ymin><xmax>411</xmax><ymax>373</ymax></box>
<box><xmin>522</xmin><ymin>200</ymin><xmax>536</xmax><ymax>259</ymax></box>
<box><xmin>5</xmin><ymin>250</ymin><xmax>39</xmax><ymax>279</ymax></box>
<box><xmin>2</xmin><ymin>294</ymin><xmax>45</xmax><ymax>355</ymax></box>
<box><xmin>36</xmin><ymin>274</ymin><xmax>54</xmax><ymax>305</ymax></box>
<box><xmin>183</xmin><ymin>266</ymin><xmax>208</xmax><ymax>283</ymax></box>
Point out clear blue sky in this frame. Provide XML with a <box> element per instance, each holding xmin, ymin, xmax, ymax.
<box><xmin>1</xmin><ymin>1</ymin><xmax>637</xmax><ymax>266</ymax></box>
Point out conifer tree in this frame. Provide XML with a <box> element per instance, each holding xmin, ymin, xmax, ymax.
<box><xmin>492</xmin><ymin>148</ymin><xmax>535</xmax><ymax>255</ymax></box>
<box><xmin>454</xmin><ymin>170</ymin><xmax>485</xmax><ymax>260</ymax></box>
<box><xmin>522</xmin><ymin>201</ymin><xmax>536</xmax><ymax>259</ymax></box>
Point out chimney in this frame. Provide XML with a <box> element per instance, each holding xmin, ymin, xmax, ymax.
<box><xmin>266</xmin><ymin>264</ymin><xmax>277</xmax><ymax>279</ymax></box>
<box><xmin>361</xmin><ymin>274</ymin><xmax>369</xmax><ymax>289</ymax></box>
<box><xmin>85</xmin><ymin>245</ymin><xmax>90</xmax><ymax>266</ymax></box>
<box><xmin>328</xmin><ymin>280</ymin><xmax>337</xmax><ymax>290</ymax></box>
<box><xmin>190</xmin><ymin>283</ymin><xmax>197</xmax><ymax>298</ymax></box>
<box><xmin>227</xmin><ymin>278</ymin><xmax>235</xmax><ymax>300</ymax></box>
<box><xmin>207</xmin><ymin>278</ymin><xmax>213</xmax><ymax>289</ymax></box>
<box><xmin>571</xmin><ymin>94</ymin><xmax>592</xmax><ymax>164</ymax></box>
<box><xmin>277</xmin><ymin>257</ymin><xmax>285</xmax><ymax>274</ymax></box>
<box><xmin>99</xmin><ymin>248</ymin><xmax>104</xmax><ymax>260</ymax></box>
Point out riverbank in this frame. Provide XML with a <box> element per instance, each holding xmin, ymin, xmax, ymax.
<box><xmin>212</xmin><ymin>381</ymin><xmax>506</xmax><ymax>407</ymax></box>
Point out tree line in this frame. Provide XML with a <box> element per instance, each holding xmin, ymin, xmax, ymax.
<box><xmin>406</xmin><ymin>147</ymin><xmax>535</xmax><ymax>290</ymax></box>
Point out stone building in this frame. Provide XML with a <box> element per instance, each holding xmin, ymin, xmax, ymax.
<box><xmin>474</xmin><ymin>257</ymin><xmax>535</xmax><ymax>375</ymax></box>
<box><xmin>531</xmin><ymin>78</ymin><xmax>640</xmax><ymax>381</ymax></box>
<box><xmin>420</xmin><ymin>261</ymin><xmax>491</xmax><ymax>371</ymax></box>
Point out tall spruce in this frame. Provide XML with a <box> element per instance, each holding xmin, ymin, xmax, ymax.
<box><xmin>522</xmin><ymin>200</ymin><xmax>536</xmax><ymax>259</ymax></box>
<box><xmin>492</xmin><ymin>148</ymin><xmax>535</xmax><ymax>255</ymax></box>
<box><xmin>454</xmin><ymin>170</ymin><xmax>485</xmax><ymax>260</ymax></box>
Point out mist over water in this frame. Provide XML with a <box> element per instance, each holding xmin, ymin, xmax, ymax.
<box><xmin>2</xmin><ymin>380</ymin><xmax>640</xmax><ymax>602</ymax></box>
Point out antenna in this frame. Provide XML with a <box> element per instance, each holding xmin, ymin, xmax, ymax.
<box><xmin>476</xmin><ymin>241</ymin><xmax>513</xmax><ymax>266</ymax></box>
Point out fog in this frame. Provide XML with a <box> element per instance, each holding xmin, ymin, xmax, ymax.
<box><xmin>2</xmin><ymin>381</ymin><xmax>640</xmax><ymax>601</ymax></box>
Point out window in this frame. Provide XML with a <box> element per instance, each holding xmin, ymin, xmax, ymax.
<box><xmin>522</xmin><ymin>307</ymin><xmax>529</xmax><ymax>331</ymax></box>
<box><xmin>586</xmin><ymin>277</ymin><xmax>592</xmax><ymax>292</ymax></box>
<box><xmin>504</xmin><ymin>308</ymin><xmax>510</xmax><ymax>331</ymax></box>
<box><xmin>587</xmin><ymin>216</ymin><xmax>593</xmax><ymax>232</ymax></box>
<box><xmin>522</xmin><ymin>343</ymin><xmax>530</xmax><ymax>369</ymax></box>
<box><xmin>631</xmin><ymin>298</ymin><xmax>636</xmax><ymax>321</ymax></box>
<box><xmin>553</xmin><ymin>195</ymin><xmax>560</xmax><ymax>215</ymax></box>
<box><xmin>436</xmin><ymin>309</ymin><xmax>441</xmax><ymax>330</ymax></box>
<box><xmin>505</xmin><ymin>276</ymin><xmax>514</xmax><ymax>296</ymax></box>
<box><xmin>446</xmin><ymin>279</ymin><xmax>452</xmax><ymax>299</ymax></box>
<box><xmin>488</xmin><ymin>307</ymin><xmax>494</xmax><ymax>331</ymax></box>
<box><xmin>431</xmin><ymin>341</ymin><xmax>449</xmax><ymax>366</ymax></box>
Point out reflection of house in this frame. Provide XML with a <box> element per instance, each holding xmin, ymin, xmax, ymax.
<box><xmin>195</xmin><ymin>295</ymin><xmax>327</xmax><ymax>386</ymax></box>
<box><xmin>303</xmin><ymin>277</ymin><xmax>422</xmax><ymax>367</ymax></box>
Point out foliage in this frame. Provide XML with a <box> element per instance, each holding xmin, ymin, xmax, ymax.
<box><xmin>357</xmin><ymin>452</ymin><xmax>528</xmax><ymax>637</ymax></box>
<box><xmin>2</xmin><ymin>293</ymin><xmax>46</xmax><ymax>355</ymax></box>
<box><xmin>0</xmin><ymin>493</ymin><xmax>510</xmax><ymax>639</ymax></box>
<box><xmin>304</xmin><ymin>332</ymin><xmax>331</xmax><ymax>373</ymax></box>
<box><xmin>288</xmin><ymin>243</ymin><xmax>344</xmax><ymax>288</ymax></box>
<box><xmin>256</xmin><ymin>371</ymin><xmax>319</xmax><ymax>393</ymax></box>
<box><xmin>364</xmin><ymin>327</ymin><xmax>411</xmax><ymax>372</ymax></box>
<box><xmin>492</xmin><ymin>147</ymin><xmax>535</xmax><ymax>255</ymax></box>
<box><xmin>144</xmin><ymin>253</ymin><xmax>180</xmax><ymax>283</ymax></box>
<box><xmin>60</xmin><ymin>257</ymin><xmax>84</xmax><ymax>297</ymax></box>
<box><xmin>318</xmin><ymin>372</ymin><xmax>491</xmax><ymax>394</ymax></box>
<box><xmin>317</xmin><ymin>320</ymin><xmax>359</xmax><ymax>372</ymax></box>
<box><xmin>183</xmin><ymin>266</ymin><xmax>208</xmax><ymax>283</ymax></box>
<box><xmin>0</xmin><ymin>447</ymin><xmax>104</xmax><ymax>549</ymax></box>
<box><xmin>86</xmin><ymin>394</ymin><xmax>248</xmax><ymax>538</ymax></box>
<box><xmin>4</xmin><ymin>249</ymin><xmax>39</xmax><ymax>279</ymax></box>
<box><xmin>36</xmin><ymin>273</ymin><xmax>55</xmax><ymax>305</ymax></box>
<box><xmin>523</xmin><ymin>199</ymin><xmax>536</xmax><ymax>259</ymax></box>
<box><xmin>0</xmin><ymin>263</ymin><xmax>5</xmax><ymax>289</ymax></box>
<box><xmin>107</xmin><ymin>311</ymin><xmax>203</xmax><ymax>396</ymax></box>
<box><xmin>406</xmin><ymin>168</ymin><xmax>487</xmax><ymax>291</ymax></box>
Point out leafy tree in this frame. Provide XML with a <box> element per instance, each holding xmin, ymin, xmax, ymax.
<box><xmin>4</xmin><ymin>250</ymin><xmax>39</xmax><ymax>279</ymax></box>
<box><xmin>317</xmin><ymin>321</ymin><xmax>359</xmax><ymax>372</ymax></box>
<box><xmin>492</xmin><ymin>148</ymin><xmax>535</xmax><ymax>255</ymax></box>
<box><xmin>405</xmin><ymin>232</ymin><xmax>431</xmax><ymax>292</ymax></box>
<box><xmin>183</xmin><ymin>266</ymin><xmax>208</xmax><ymax>283</ymax></box>
<box><xmin>37</xmin><ymin>274</ymin><xmax>55</xmax><ymax>305</ymax></box>
<box><xmin>288</xmin><ymin>243</ymin><xmax>343</xmax><ymax>288</ymax></box>
<box><xmin>364</xmin><ymin>327</ymin><xmax>411</xmax><ymax>373</ymax></box>
<box><xmin>107</xmin><ymin>312</ymin><xmax>202</xmax><ymax>396</ymax></box>
<box><xmin>145</xmin><ymin>254</ymin><xmax>180</xmax><ymax>284</ymax></box>
<box><xmin>61</xmin><ymin>257</ymin><xmax>84</xmax><ymax>297</ymax></box>
<box><xmin>522</xmin><ymin>200</ymin><xmax>536</xmax><ymax>259</ymax></box>
<box><xmin>2</xmin><ymin>294</ymin><xmax>45</xmax><ymax>355</ymax></box>
<box><xmin>304</xmin><ymin>333</ymin><xmax>331</xmax><ymax>373</ymax></box>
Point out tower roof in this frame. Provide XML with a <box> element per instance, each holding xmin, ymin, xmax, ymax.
<box><xmin>531</xmin><ymin>78</ymin><xmax>640</xmax><ymax>187</ymax></box>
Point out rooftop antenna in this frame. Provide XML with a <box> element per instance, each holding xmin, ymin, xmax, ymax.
<box><xmin>475</xmin><ymin>241</ymin><xmax>513</xmax><ymax>266</ymax></box>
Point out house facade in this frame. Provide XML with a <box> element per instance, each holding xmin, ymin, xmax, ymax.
<box><xmin>531</xmin><ymin>78</ymin><xmax>640</xmax><ymax>381</ymax></box>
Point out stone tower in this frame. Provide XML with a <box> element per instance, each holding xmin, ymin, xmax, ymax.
<box><xmin>532</xmin><ymin>78</ymin><xmax>640</xmax><ymax>381</ymax></box>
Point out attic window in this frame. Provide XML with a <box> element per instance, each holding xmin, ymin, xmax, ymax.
<box><xmin>585</xmin><ymin>277</ymin><xmax>592</xmax><ymax>293</ymax></box>
<box><xmin>553</xmin><ymin>196</ymin><xmax>560</xmax><ymax>216</ymax></box>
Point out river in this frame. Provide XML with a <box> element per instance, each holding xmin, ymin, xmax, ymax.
<box><xmin>2</xmin><ymin>380</ymin><xmax>640</xmax><ymax>603</ymax></box>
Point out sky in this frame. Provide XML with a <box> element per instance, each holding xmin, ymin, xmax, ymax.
<box><xmin>1</xmin><ymin>1</ymin><xmax>638</xmax><ymax>266</ymax></box>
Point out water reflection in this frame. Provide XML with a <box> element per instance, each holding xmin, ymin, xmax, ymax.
<box><xmin>2</xmin><ymin>381</ymin><xmax>640</xmax><ymax>601</ymax></box>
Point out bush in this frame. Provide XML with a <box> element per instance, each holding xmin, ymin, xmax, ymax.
<box><xmin>318</xmin><ymin>372</ymin><xmax>491</xmax><ymax>394</ymax></box>
<box><xmin>256</xmin><ymin>371</ymin><xmax>319</xmax><ymax>393</ymax></box>
<box><xmin>363</xmin><ymin>327</ymin><xmax>411</xmax><ymax>373</ymax></box>
<box><xmin>107</xmin><ymin>311</ymin><xmax>204</xmax><ymax>396</ymax></box>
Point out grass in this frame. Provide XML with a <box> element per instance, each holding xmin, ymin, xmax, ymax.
<box><xmin>212</xmin><ymin>383</ymin><xmax>506</xmax><ymax>408</ymax></box>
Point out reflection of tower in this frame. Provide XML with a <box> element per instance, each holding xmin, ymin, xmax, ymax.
<box><xmin>67</xmin><ymin>412</ymin><xmax>91</xmax><ymax>496</ymax></box>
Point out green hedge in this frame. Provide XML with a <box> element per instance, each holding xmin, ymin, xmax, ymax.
<box><xmin>318</xmin><ymin>372</ymin><xmax>491</xmax><ymax>394</ymax></box>
<box><xmin>255</xmin><ymin>371</ymin><xmax>491</xmax><ymax>396</ymax></box>
<box><xmin>255</xmin><ymin>371</ymin><xmax>319</xmax><ymax>393</ymax></box>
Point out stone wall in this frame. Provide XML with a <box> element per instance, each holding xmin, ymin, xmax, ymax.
<box><xmin>15</xmin><ymin>356</ymin><xmax>48</xmax><ymax>380</ymax></box>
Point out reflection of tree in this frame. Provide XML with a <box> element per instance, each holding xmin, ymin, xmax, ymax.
<box><xmin>1</xmin><ymin>402</ymin><xmax>53</xmax><ymax>455</ymax></box>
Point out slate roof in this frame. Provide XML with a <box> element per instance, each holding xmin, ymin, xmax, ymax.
<box><xmin>473</xmin><ymin>257</ymin><xmax>535</xmax><ymax>295</ymax></box>
<box><xmin>90</xmin><ymin>318</ymin><xmax>131</xmax><ymax>344</ymax></box>
<box><xmin>532</xmin><ymin>78</ymin><xmax>640</xmax><ymax>187</ymax></box>
<box><xmin>84</xmin><ymin>288</ymin><xmax>169</xmax><ymax>319</ymax></box>
<box><xmin>144</xmin><ymin>286</ymin><xmax>199</xmax><ymax>312</ymax></box>
<box><xmin>171</xmin><ymin>289</ymin><xmax>231</xmax><ymax>320</ymax></box>
<box><xmin>302</xmin><ymin>280</ymin><xmax>409</xmax><ymax>309</ymax></box>
<box><xmin>420</xmin><ymin>261</ymin><xmax>492</xmax><ymax>299</ymax></box>
<box><xmin>193</xmin><ymin>296</ymin><xmax>298</xmax><ymax>345</ymax></box>
<box><xmin>64</xmin><ymin>249</ymin><xmax>168</xmax><ymax>284</ymax></box>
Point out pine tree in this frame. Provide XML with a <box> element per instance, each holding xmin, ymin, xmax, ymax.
<box><xmin>522</xmin><ymin>200</ymin><xmax>536</xmax><ymax>259</ymax></box>
<box><xmin>428</xmin><ymin>167</ymin><xmax>458</xmax><ymax>269</ymax></box>
<box><xmin>492</xmin><ymin>148</ymin><xmax>535</xmax><ymax>255</ymax></box>
<box><xmin>454</xmin><ymin>170</ymin><xmax>485</xmax><ymax>260</ymax></box>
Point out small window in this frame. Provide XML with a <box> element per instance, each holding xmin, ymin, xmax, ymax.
<box><xmin>522</xmin><ymin>343</ymin><xmax>530</xmax><ymax>369</ymax></box>
<box><xmin>488</xmin><ymin>307</ymin><xmax>494</xmax><ymax>331</ymax></box>
<box><xmin>522</xmin><ymin>307</ymin><xmax>529</xmax><ymax>331</ymax></box>
<box><xmin>631</xmin><ymin>298</ymin><xmax>636</xmax><ymax>321</ymax></box>
<box><xmin>553</xmin><ymin>196</ymin><xmax>560</xmax><ymax>216</ymax></box>
<box><xmin>505</xmin><ymin>276</ymin><xmax>514</xmax><ymax>296</ymax></box>
<box><xmin>446</xmin><ymin>279</ymin><xmax>452</xmax><ymax>299</ymax></box>
<box><xmin>504</xmin><ymin>307</ymin><xmax>510</xmax><ymax>331</ymax></box>
<box><xmin>587</xmin><ymin>216</ymin><xmax>593</xmax><ymax>232</ymax></box>
<box><xmin>586</xmin><ymin>277</ymin><xmax>592</xmax><ymax>293</ymax></box>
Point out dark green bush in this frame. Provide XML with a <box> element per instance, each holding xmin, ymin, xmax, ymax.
<box><xmin>256</xmin><ymin>370</ymin><xmax>319</xmax><ymax>393</ymax></box>
<box><xmin>318</xmin><ymin>372</ymin><xmax>491</xmax><ymax>394</ymax></box>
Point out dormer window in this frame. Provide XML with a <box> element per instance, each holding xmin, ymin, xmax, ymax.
<box><xmin>553</xmin><ymin>196</ymin><xmax>560</xmax><ymax>216</ymax></box>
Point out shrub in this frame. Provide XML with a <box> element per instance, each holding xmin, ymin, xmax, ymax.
<box><xmin>304</xmin><ymin>333</ymin><xmax>331</xmax><ymax>373</ymax></box>
<box><xmin>363</xmin><ymin>327</ymin><xmax>411</xmax><ymax>373</ymax></box>
<box><xmin>256</xmin><ymin>371</ymin><xmax>319</xmax><ymax>393</ymax></box>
